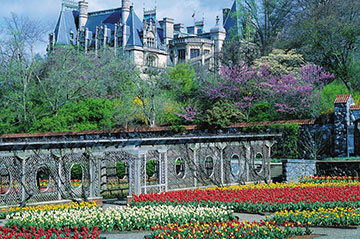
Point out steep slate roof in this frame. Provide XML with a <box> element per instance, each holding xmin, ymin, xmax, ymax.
<box><xmin>126</xmin><ymin>7</ymin><xmax>143</xmax><ymax>47</ymax></box>
<box><xmin>85</xmin><ymin>8</ymin><xmax>122</xmax><ymax>33</ymax></box>
<box><xmin>334</xmin><ymin>94</ymin><xmax>352</xmax><ymax>104</ymax></box>
<box><xmin>54</xmin><ymin>5</ymin><xmax>165</xmax><ymax>50</ymax></box>
<box><xmin>54</xmin><ymin>10</ymin><xmax>78</xmax><ymax>44</ymax></box>
<box><xmin>223</xmin><ymin>1</ymin><xmax>239</xmax><ymax>39</ymax></box>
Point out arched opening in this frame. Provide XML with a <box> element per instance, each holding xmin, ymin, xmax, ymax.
<box><xmin>0</xmin><ymin>168</ymin><xmax>10</xmax><ymax>195</ymax></box>
<box><xmin>146</xmin><ymin>54</ymin><xmax>157</xmax><ymax>67</ymax></box>
<box><xmin>204</xmin><ymin>156</ymin><xmax>214</xmax><ymax>177</ymax></box>
<box><xmin>175</xmin><ymin>158</ymin><xmax>186</xmax><ymax>178</ymax></box>
<box><xmin>253</xmin><ymin>153</ymin><xmax>263</xmax><ymax>173</ymax></box>
<box><xmin>70</xmin><ymin>164</ymin><xmax>83</xmax><ymax>189</ymax></box>
<box><xmin>146</xmin><ymin>160</ymin><xmax>159</xmax><ymax>184</ymax></box>
<box><xmin>230</xmin><ymin>154</ymin><xmax>240</xmax><ymax>176</ymax></box>
<box><xmin>37</xmin><ymin>166</ymin><xmax>51</xmax><ymax>192</ymax></box>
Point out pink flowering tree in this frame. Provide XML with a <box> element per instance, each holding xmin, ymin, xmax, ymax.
<box><xmin>202</xmin><ymin>63</ymin><xmax>334</xmax><ymax>120</ymax></box>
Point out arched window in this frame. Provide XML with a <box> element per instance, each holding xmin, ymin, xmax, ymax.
<box><xmin>146</xmin><ymin>55</ymin><xmax>157</xmax><ymax>67</ymax></box>
<box><xmin>146</xmin><ymin>32</ymin><xmax>156</xmax><ymax>48</ymax></box>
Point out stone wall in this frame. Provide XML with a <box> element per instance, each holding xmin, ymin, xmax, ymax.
<box><xmin>282</xmin><ymin>159</ymin><xmax>316</xmax><ymax>182</ymax></box>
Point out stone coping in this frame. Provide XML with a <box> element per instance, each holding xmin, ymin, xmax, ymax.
<box><xmin>0</xmin><ymin>119</ymin><xmax>315</xmax><ymax>140</ymax></box>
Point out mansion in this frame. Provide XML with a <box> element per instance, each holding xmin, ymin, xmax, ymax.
<box><xmin>49</xmin><ymin>0</ymin><xmax>239</xmax><ymax>68</ymax></box>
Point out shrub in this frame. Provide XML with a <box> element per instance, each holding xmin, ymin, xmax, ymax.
<box><xmin>205</xmin><ymin>100</ymin><xmax>246</xmax><ymax>127</ymax></box>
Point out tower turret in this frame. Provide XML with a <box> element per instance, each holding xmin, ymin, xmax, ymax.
<box><xmin>78</xmin><ymin>0</ymin><xmax>88</xmax><ymax>30</ymax></box>
<box><xmin>122</xmin><ymin>0</ymin><xmax>131</xmax><ymax>24</ymax></box>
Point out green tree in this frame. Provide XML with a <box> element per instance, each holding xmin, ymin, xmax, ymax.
<box><xmin>205</xmin><ymin>100</ymin><xmax>246</xmax><ymax>128</ymax></box>
<box><xmin>0</xmin><ymin>13</ymin><xmax>47</xmax><ymax>132</ymax></box>
<box><xmin>131</xmin><ymin>67</ymin><xmax>172</xmax><ymax>127</ymax></box>
<box><xmin>279</xmin><ymin>0</ymin><xmax>360</xmax><ymax>91</ymax></box>
<box><xmin>253</xmin><ymin>49</ymin><xmax>305</xmax><ymax>75</ymax></box>
<box><xmin>167</xmin><ymin>63</ymin><xmax>197</xmax><ymax>102</ymax></box>
<box><xmin>36</xmin><ymin>47</ymin><xmax>137</xmax><ymax>118</ymax></box>
<box><xmin>233</xmin><ymin>0</ymin><xmax>296</xmax><ymax>54</ymax></box>
<box><xmin>30</xmin><ymin>98</ymin><xmax>115</xmax><ymax>133</ymax></box>
<box><xmin>221</xmin><ymin>37</ymin><xmax>261</xmax><ymax>66</ymax></box>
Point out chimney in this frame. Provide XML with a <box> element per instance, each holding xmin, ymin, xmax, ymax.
<box><xmin>174</xmin><ymin>23</ymin><xmax>184</xmax><ymax>33</ymax></box>
<box><xmin>78</xmin><ymin>1</ymin><xmax>88</xmax><ymax>30</ymax></box>
<box><xmin>195</xmin><ymin>20</ymin><xmax>204</xmax><ymax>34</ymax></box>
<box><xmin>162</xmin><ymin>18</ymin><xmax>174</xmax><ymax>44</ymax></box>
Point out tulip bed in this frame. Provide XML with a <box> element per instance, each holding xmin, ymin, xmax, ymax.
<box><xmin>132</xmin><ymin>184</ymin><xmax>360</xmax><ymax>213</ymax></box>
<box><xmin>6</xmin><ymin>205</ymin><xmax>234</xmax><ymax>232</ymax></box>
<box><xmin>150</xmin><ymin>220</ymin><xmax>311</xmax><ymax>239</ymax></box>
<box><xmin>0</xmin><ymin>226</ymin><xmax>100</xmax><ymax>239</ymax></box>
<box><xmin>272</xmin><ymin>207</ymin><xmax>360</xmax><ymax>227</ymax></box>
<box><xmin>300</xmin><ymin>176</ymin><xmax>359</xmax><ymax>183</ymax></box>
<box><xmin>216</xmin><ymin>181</ymin><xmax>360</xmax><ymax>190</ymax></box>
<box><xmin>6</xmin><ymin>201</ymin><xmax>97</xmax><ymax>213</ymax></box>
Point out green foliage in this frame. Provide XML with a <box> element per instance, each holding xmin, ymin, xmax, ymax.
<box><xmin>279</xmin><ymin>0</ymin><xmax>360</xmax><ymax>91</ymax></box>
<box><xmin>155</xmin><ymin>97</ymin><xmax>184</xmax><ymax>126</ymax></box>
<box><xmin>168</xmin><ymin>125</ymin><xmax>187</xmax><ymax>134</ymax></box>
<box><xmin>0</xmin><ymin>108</ymin><xmax>21</xmax><ymax>134</ymax></box>
<box><xmin>248</xmin><ymin>102</ymin><xmax>278</xmax><ymax>122</ymax></box>
<box><xmin>234</xmin><ymin>0</ymin><xmax>296</xmax><ymax>54</ymax></box>
<box><xmin>116</xmin><ymin>161</ymin><xmax>126</xmax><ymax>179</ymax></box>
<box><xmin>30</xmin><ymin>98</ymin><xmax>115</xmax><ymax>133</ymax></box>
<box><xmin>253</xmin><ymin>49</ymin><xmax>305</xmax><ymax>75</ymax></box>
<box><xmin>241</xmin><ymin>123</ymin><xmax>300</xmax><ymax>159</ymax></box>
<box><xmin>318</xmin><ymin>81</ymin><xmax>350</xmax><ymax>114</ymax></box>
<box><xmin>146</xmin><ymin>160</ymin><xmax>158</xmax><ymax>179</ymax></box>
<box><xmin>71</xmin><ymin>164</ymin><xmax>82</xmax><ymax>180</ymax></box>
<box><xmin>205</xmin><ymin>100</ymin><xmax>246</xmax><ymax>128</ymax></box>
<box><xmin>318</xmin><ymin>81</ymin><xmax>360</xmax><ymax>119</ymax></box>
<box><xmin>323</xmin><ymin>157</ymin><xmax>360</xmax><ymax>161</ymax></box>
<box><xmin>167</xmin><ymin>63</ymin><xmax>197</xmax><ymax>101</ymax></box>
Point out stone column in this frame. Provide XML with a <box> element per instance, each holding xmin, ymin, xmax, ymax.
<box><xmin>334</xmin><ymin>94</ymin><xmax>354</xmax><ymax>157</ymax></box>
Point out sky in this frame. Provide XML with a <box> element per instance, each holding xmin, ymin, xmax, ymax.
<box><xmin>0</xmin><ymin>0</ymin><xmax>234</xmax><ymax>54</ymax></box>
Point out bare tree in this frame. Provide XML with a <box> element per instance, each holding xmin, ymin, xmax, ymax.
<box><xmin>0</xmin><ymin>13</ymin><xmax>48</xmax><ymax>132</ymax></box>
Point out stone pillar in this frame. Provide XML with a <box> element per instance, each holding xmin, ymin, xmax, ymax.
<box><xmin>100</xmin><ymin>160</ymin><xmax>107</xmax><ymax>192</ymax></box>
<box><xmin>134</xmin><ymin>153</ymin><xmax>143</xmax><ymax>195</ymax></box>
<box><xmin>201</xmin><ymin>43</ymin><xmax>205</xmax><ymax>65</ymax></box>
<box><xmin>114</xmin><ymin>24</ymin><xmax>118</xmax><ymax>54</ymax></box>
<box><xmin>334</xmin><ymin>94</ymin><xmax>354</xmax><ymax>157</ymax></box>
<box><xmin>95</xmin><ymin>27</ymin><xmax>99</xmax><ymax>57</ymax></box>
<box><xmin>84</xmin><ymin>28</ymin><xmax>89</xmax><ymax>52</ymax></box>
<box><xmin>351</xmin><ymin>105</ymin><xmax>360</xmax><ymax>156</ymax></box>
<box><xmin>103</xmin><ymin>25</ymin><xmax>108</xmax><ymax>48</ymax></box>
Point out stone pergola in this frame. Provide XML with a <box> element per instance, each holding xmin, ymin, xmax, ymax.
<box><xmin>0</xmin><ymin>129</ymin><xmax>279</xmax><ymax>207</ymax></box>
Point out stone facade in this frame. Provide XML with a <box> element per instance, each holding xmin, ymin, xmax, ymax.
<box><xmin>49</xmin><ymin>0</ymin><xmax>229</xmax><ymax>69</ymax></box>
